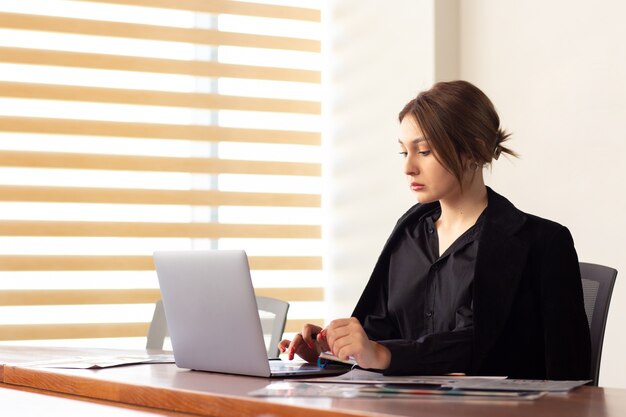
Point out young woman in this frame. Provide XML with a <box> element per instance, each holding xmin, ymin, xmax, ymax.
<box><xmin>279</xmin><ymin>80</ymin><xmax>591</xmax><ymax>380</ymax></box>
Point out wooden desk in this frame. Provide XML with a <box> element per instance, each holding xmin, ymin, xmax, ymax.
<box><xmin>2</xmin><ymin>346</ymin><xmax>625</xmax><ymax>417</ymax></box>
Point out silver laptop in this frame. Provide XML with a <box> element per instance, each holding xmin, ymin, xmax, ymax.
<box><xmin>153</xmin><ymin>250</ymin><xmax>348</xmax><ymax>378</ymax></box>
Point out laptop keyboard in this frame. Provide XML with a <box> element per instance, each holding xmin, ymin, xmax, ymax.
<box><xmin>270</xmin><ymin>361</ymin><xmax>317</xmax><ymax>371</ymax></box>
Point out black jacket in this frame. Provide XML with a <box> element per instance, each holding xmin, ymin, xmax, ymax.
<box><xmin>352</xmin><ymin>187</ymin><xmax>591</xmax><ymax>379</ymax></box>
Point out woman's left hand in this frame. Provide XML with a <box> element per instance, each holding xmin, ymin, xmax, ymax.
<box><xmin>323</xmin><ymin>317</ymin><xmax>391</xmax><ymax>370</ymax></box>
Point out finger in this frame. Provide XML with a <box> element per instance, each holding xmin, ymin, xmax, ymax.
<box><xmin>287</xmin><ymin>333</ymin><xmax>304</xmax><ymax>360</ymax></box>
<box><xmin>324</xmin><ymin>328</ymin><xmax>336</xmax><ymax>354</ymax></box>
<box><xmin>316</xmin><ymin>332</ymin><xmax>330</xmax><ymax>352</ymax></box>
<box><xmin>333</xmin><ymin>333</ymin><xmax>361</xmax><ymax>361</ymax></box>
<box><xmin>325</xmin><ymin>325</ymin><xmax>353</xmax><ymax>353</ymax></box>
<box><xmin>335</xmin><ymin>343</ymin><xmax>354</xmax><ymax>361</ymax></box>
<box><xmin>326</xmin><ymin>324</ymin><xmax>360</xmax><ymax>355</ymax></box>
<box><xmin>328</xmin><ymin>331</ymin><xmax>352</xmax><ymax>357</ymax></box>
<box><xmin>301</xmin><ymin>326</ymin><xmax>320</xmax><ymax>349</ymax></box>
<box><xmin>331</xmin><ymin>317</ymin><xmax>366</xmax><ymax>341</ymax></box>
<box><xmin>326</xmin><ymin>318</ymin><xmax>352</xmax><ymax>332</ymax></box>
<box><xmin>319</xmin><ymin>327</ymin><xmax>333</xmax><ymax>352</ymax></box>
<box><xmin>278</xmin><ymin>339</ymin><xmax>291</xmax><ymax>353</ymax></box>
<box><xmin>319</xmin><ymin>327</ymin><xmax>328</xmax><ymax>342</ymax></box>
<box><xmin>325</xmin><ymin>320</ymin><xmax>354</xmax><ymax>347</ymax></box>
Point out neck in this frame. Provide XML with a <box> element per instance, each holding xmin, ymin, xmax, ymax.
<box><xmin>438</xmin><ymin>175</ymin><xmax>488</xmax><ymax>229</ymax></box>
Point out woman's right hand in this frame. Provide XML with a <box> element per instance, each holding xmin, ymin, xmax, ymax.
<box><xmin>278</xmin><ymin>323</ymin><xmax>328</xmax><ymax>363</ymax></box>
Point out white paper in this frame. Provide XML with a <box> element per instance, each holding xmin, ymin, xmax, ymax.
<box><xmin>249</xmin><ymin>381</ymin><xmax>545</xmax><ymax>400</ymax></box>
<box><xmin>297</xmin><ymin>368</ymin><xmax>506</xmax><ymax>385</ymax></box>
<box><xmin>444</xmin><ymin>378</ymin><xmax>591</xmax><ymax>392</ymax></box>
<box><xmin>16</xmin><ymin>354</ymin><xmax>175</xmax><ymax>369</ymax></box>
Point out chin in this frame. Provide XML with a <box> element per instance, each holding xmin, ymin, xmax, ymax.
<box><xmin>414</xmin><ymin>192</ymin><xmax>438</xmax><ymax>204</ymax></box>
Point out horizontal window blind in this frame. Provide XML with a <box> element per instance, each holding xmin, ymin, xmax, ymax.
<box><xmin>0</xmin><ymin>0</ymin><xmax>322</xmax><ymax>348</ymax></box>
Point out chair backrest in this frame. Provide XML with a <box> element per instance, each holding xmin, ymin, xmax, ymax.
<box><xmin>146</xmin><ymin>299</ymin><xmax>168</xmax><ymax>350</ymax></box>
<box><xmin>579</xmin><ymin>262</ymin><xmax>617</xmax><ymax>386</ymax></box>
<box><xmin>256</xmin><ymin>296</ymin><xmax>290</xmax><ymax>358</ymax></box>
<box><xmin>146</xmin><ymin>296</ymin><xmax>289</xmax><ymax>359</ymax></box>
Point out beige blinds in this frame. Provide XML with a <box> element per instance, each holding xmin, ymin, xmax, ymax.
<box><xmin>0</xmin><ymin>0</ymin><xmax>322</xmax><ymax>346</ymax></box>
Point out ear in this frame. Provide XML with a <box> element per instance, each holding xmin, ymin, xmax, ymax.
<box><xmin>460</xmin><ymin>154</ymin><xmax>476</xmax><ymax>171</ymax></box>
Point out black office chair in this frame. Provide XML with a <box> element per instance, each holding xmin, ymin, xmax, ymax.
<box><xmin>579</xmin><ymin>262</ymin><xmax>617</xmax><ymax>386</ymax></box>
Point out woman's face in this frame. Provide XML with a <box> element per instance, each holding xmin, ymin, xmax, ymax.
<box><xmin>398</xmin><ymin>115</ymin><xmax>461</xmax><ymax>203</ymax></box>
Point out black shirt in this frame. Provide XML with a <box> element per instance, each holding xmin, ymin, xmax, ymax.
<box><xmin>366</xmin><ymin>207</ymin><xmax>485</xmax><ymax>375</ymax></box>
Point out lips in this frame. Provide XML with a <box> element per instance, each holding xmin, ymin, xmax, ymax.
<box><xmin>410</xmin><ymin>182</ymin><xmax>425</xmax><ymax>191</ymax></box>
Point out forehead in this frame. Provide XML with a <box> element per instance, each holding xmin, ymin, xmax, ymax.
<box><xmin>399</xmin><ymin>116</ymin><xmax>426</xmax><ymax>145</ymax></box>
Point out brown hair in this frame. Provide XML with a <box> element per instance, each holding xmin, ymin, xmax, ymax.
<box><xmin>399</xmin><ymin>80</ymin><xmax>516</xmax><ymax>185</ymax></box>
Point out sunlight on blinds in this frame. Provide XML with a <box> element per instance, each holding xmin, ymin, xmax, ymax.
<box><xmin>0</xmin><ymin>0</ymin><xmax>322</xmax><ymax>348</ymax></box>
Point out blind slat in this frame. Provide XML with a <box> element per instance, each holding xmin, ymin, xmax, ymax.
<box><xmin>0</xmin><ymin>116</ymin><xmax>321</xmax><ymax>146</ymax></box>
<box><xmin>78</xmin><ymin>0</ymin><xmax>321</xmax><ymax>22</ymax></box>
<box><xmin>0</xmin><ymin>323</ymin><xmax>148</xmax><ymax>340</ymax></box>
<box><xmin>0</xmin><ymin>255</ymin><xmax>322</xmax><ymax>271</ymax></box>
<box><xmin>0</xmin><ymin>289</ymin><xmax>159</xmax><ymax>306</ymax></box>
<box><xmin>0</xmin><ymin>319</ymin><xmax>323</xmax><ymax>340</ymax></box>
<box><xmin>0</xmin><ymin>185</ymin><xmax>320</xmax><ymax>207</ymax></box>
<box><xmin>0</xmin><ymin>82</ymin><xmax>321</xmax><ymax>114</ymax></box>
<box><xmin>0</xmin><ymin>150</ymin><xmax>321</xmax><ymax>176</ymax></box>
<box><xmin>0</xmin><ymin>47</ymin><xmax>320</xmax><ymax>83</ymax></box>
<box><xmin>0</xmin><ymin>287</ymin><xmax>323</xmax><ymax>305</ymax></box>
<box><xmin>285</xmin><ymin>319</ymin><xmax>322</xmax><ymax>333</ymax></box>
<box><xmin>0</xmin><ymin>12</ymin><xmax>321</xmax><ymax>52</ymax></box>
<box><xmin>0</xmin><ymin>220</ymin><xmax>320</xmax><ymax>238</ymax></box>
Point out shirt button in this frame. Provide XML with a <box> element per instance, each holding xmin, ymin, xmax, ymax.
<box><xmin>428</xmin><ymin>228</ymin><xmax>434</xmax><ymax>234</ymax></box>
<box><xmin>425</xmin><ymin>311</ymin><xmax>433</xmax><ymax>318</ymax></box>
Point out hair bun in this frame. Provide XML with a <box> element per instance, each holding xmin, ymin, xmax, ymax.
<box><xmin>494</xmin><ymin>145</ymin><xmax>502</xmax><ymax>160</ymax></box>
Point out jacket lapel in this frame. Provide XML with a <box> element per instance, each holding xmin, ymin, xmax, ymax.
<box><xmin>473</xmin><ymin>188</ymin><xmax>529</xmax><ymax>370</ymax></box>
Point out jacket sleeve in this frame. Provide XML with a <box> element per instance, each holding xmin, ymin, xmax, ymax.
<box><xmin>378</xmin><ymin>326</ymin><xmax>473</xmax><ymax>376</ymax></box>
<box><xmin>539</xmin><ymin>226</ymin><xmax>591</xmax><ymax>380</ymax></box>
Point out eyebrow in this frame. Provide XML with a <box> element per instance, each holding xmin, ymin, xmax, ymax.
<box><xmin>398</xmin><ymin>137</ymin><xmax>426</xmax><ymax>145</ymax></box>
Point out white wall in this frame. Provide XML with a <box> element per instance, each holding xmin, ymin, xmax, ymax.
<box><xmin>322</xmin><ymin>0</ymin><xmax>437</xmax><ymax>319</ymax></box>
<box><xmin>460</xmin><ymin>0</ymin><xmax>626</xmax><ymax>388</ymax></box>
<box><xmin>324</xmin><ymin>0</ymin><xmax>626</xmax><ymax>387</ymax></box>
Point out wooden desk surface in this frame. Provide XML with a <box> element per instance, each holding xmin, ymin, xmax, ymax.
<box><xmin>0</xmin><ymin>382</ymin><xmax>204</xmax><ymax>416</ymax></box>
<box><xmin>0</xmin><ymin>346</ymin><xmax>164</xmax><ymax>381</ymax></box>
<box><xmin>2</xmin><ymin>346</ymin><xmax>625</xmax><ymax>417</ymax></box>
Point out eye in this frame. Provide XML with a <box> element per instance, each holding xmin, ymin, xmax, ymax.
<box><xmin>418</xmin><ymin>150</ymin><xmax>431</xmax><ymax>156</ymax></box>
<box><xmin>398</xmin><ymin>151</ymin><xmax>408</xmax><ymax>157</ymax></box>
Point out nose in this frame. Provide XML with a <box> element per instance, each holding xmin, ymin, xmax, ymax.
<box><xmin>403</xmin><ymin>154</ymin><xmax>419</xmax><ymax>176</ymax></box>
